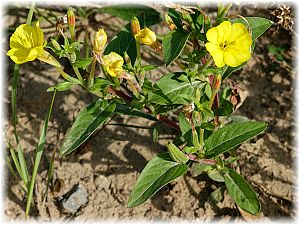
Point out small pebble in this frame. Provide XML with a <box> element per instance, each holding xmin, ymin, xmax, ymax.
<box><xmin>61</xmin><ymin>184</ymin><xmax>88</xmax><ymax>214</ymax></box>
<box><xmin>272</xmin><ymin>74</ymin><xmax>282</xmax><ymax>84</ymax></box>
<box><xmin>94</xmin><ymin>175</ymin><xmax>110</xmax><ymax>190</ymax></box>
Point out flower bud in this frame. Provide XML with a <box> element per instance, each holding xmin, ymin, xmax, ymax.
<box><xmin>123</xmin><ymin>52</ymin><xmax>131</xmax><ymax>65</ymax></box>
<box><xmin>51</xmin><ymin>38</ymin><xmax>61</xmax><ymax>50</ymax></box>
<box><xmin>131</xmin><ymin>16</ymin><xmax>141</xmax><ymax>35</ymax></box>
<box><xmin>164</xmin><ymin>13</ymin><xmax>176</xmax><ymax>31</ymax></box>
<box><xmin>69</xmin><ymin>52</ymin><xmax>76</xmax><ymax>63</ymax></box>
<box><xmin>67</xmin><ymin>7</ymin><xmax>76</xmax><ymax>42</ymax></box>
<box><xmin>93</xmin><ymin>28</ymin><xmax>107</xmax><ymax>54</ymax></box>
<box><xmin>134</xmin><ymin>27</ymin><xmax>156</xmax><ymax>46</ymax></box>
<box><xmin>212</xmin><ymin>74</ymin><xmax>222</xmax><ymax>90</ymax></box>
<box><xmin>67</xmin><ymin>7</ymin><xmax>75</xmax><ymax>30</ymax></box>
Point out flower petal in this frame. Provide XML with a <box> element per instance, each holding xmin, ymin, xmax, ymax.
<box><xmin>102</xmin><ymin>52</ymin><xmax>124</xmax><ymax>77</ymax></box>
<box><xmin>10</xmin><ymin>24</ymin><xmax>32</xmax><ymax>49</ymax></box>
<box><xmin>27</xmin><ymin>46</ymin><xmax>44</xmax><ymax>61</ymax></box>
<box><xmin>229</xmin><ymin>23</ymin><xmax>252</xmax><ymax>46</ymax></box>
<box><xmin>205</xmin><ymin>43</ymin><xmax>225</xmax><ymax>67</ymax></box>
<box><xmin>135</xmin><ymin>27</ymin><xmax>156</xmax><ymax>46</ymax></box>
<box><xmin>7</xmin><ymin>48</ymin><xmax>30</xmax><ymax>64</ymax></box>
<box><xmin>217</xmin><ymin>21</ymin><xmax>232</xmax><ymax>44</ymax></box>
<box><xmin>206</xmin><ymin>27</ymin><xmax>219</xmax><ymax>44</ymax></box>
<box><xmin>205</xmin><ymin>42</ymin><xmax>221</xmax><ymax>54</ymax></box>
<box><xmin>33</xmin><ymin>22</ymin><xmax>45</xmax><ymax>46</ymax></box>
<box><xmin>224</xmin><ymin>48</ymin><xmax>251</xmax><ymax>67</ymax></box>
<box><xmin>212</xmin><ymin>51</ymin><xmax>225</xmax><ymax>68</ymax></box>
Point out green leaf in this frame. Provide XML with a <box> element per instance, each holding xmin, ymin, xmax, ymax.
<box><xmin>208</xmin><ymin>168</ymin><xmax>225</xmax><ymax>182</ymax></box>
<box><xmin>152</xmin><ymin>125</ymin><xmax>160</xmax><ymax>143</ymax></box>
<box><xmin>168</xmin><ymin>8</ymin><xmax>183</xmax><ymax>31</ymax></box>
<box><xmin>209</xmin><ymin>186</ymin><xmax>226</xmax><ymax>204</ymax></box>
<box><xmin>26</xmin><ymin>90</ymin><xmax>56</xmax><ymax>217</ymax></box>
<box><xmin>223</xmin><ymin>168</ymin><xmax>260</xmax><ymax>214</ymax></box>
<box><xmin>72</xmin><ymin>57</ymin><xmax>93</xmax><ymax>69</ymax></box>
<box><xmin>141</xmin><ymin>65</ymin><xmax>157</xmax><ymax>71</ymax></box>
<box><xmin>167</xmin><ymin>142</ymin><xmax>189</xmax><ymax>163</ymax></box>
<box><xmin>204</xmin><ymin>121</ymin><xmax>267</xmax><ymax>158</ymax></box>
<box><xmin>104</xmin><ymin>24</ymin><xmax>136</xmax><ymax>65</ymax></box>
<box><xmin>178</xmin><ymin>112</ymin><xmax>190</xmax><ymax>134</ymax></box>
<box><xmin>226</xmin><ymin>115</ymin><xmax>250</xmax><ymax>124</ymax></box>
<box><xmin>183</xmin><ymin>146</ymin><xmax>199</xmax><ymax>154</ymax></box>
<box><xmin>128</xmin><ymin>153</ymin><xmax>188</xmax><ymax>207</ymax></box>
<box><xmin>114</xmin><ymin>104</ymin><xmax>157</xmax><ymax>121</ymax></box>
<box><xmin>231</xmin><ymin>17</ymin><xmax>273</xmax><ymax>40</ymax></box>
<box><xmin>147</xmin><ymin>72</ymin><xmax>204</xmax><ymax>105</ymax></box>
<box><xmin>214</xmin><ymin>99</ymin><xmax>233</xmax><ymax>116</ymax></box>
<box><xmin>60</xmin><ymin>99</ymin><xmax>116</xmax><ymax>156</ymax></box>
<box><xmin>89</xmin><ymin>78</ymin><xmax>111</xmax><ymax>93</ymax></box>
<box><xmin>99</xmin><ymin>4</ymin><xmax>161</xmax><ymax>26</ymax></box>
<box><xmin>222</xmin><ymin>63</ymin><xmax>245</xmax><ymax>80</ymax></box>
<box><xmin>190</xmin><ymin>162</ymin><xmax>211</xmax><ymax>177</ymax></box>
<box><xmin>162</xmin><ymin>30</ymin><xmax>191</xmax><ymax>66</ymax></box>
<box><xmin>47</xmin><ymin>81</ymin><xmax>75</xmax><ymax>92</ymax></box>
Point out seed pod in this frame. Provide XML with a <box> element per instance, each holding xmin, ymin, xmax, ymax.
<box><xmin>167</xmin><ymin>142</ymin><xmax>189</xmax><ymax>163</ymax></box>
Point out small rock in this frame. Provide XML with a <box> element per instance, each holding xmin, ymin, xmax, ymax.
<box><xmin>61</xmin><ymin>184</ymin><xmax>88</xmax><ymax>214</ymax></box>
<box><xmin>94</xmin><ymin>175</ymin><xmax>110</xmax><ymax>190</ymax></box>
<box><xmin>272</xmin><ymin>74</ymin><xmax>282</xmax><ymax>84</ymax></box>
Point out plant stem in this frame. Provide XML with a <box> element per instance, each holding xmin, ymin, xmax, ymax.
<box><xmin>26</xmin><ymin>2</ymin><xmax>35</xmax><ymax>25</ymax></box>
<box><xmin>88</xmin><ymin>55</ymin><xmax>97</xmax><ymax>88</ymax></box>
<box><xmin>72</xmin><ymin>66</ymin><xmax>83</xmax><ymax>85</ymax></box>
<box><xmin>199</xmin><ymin>57</ymin><xmax>213</xmax><ymax>71</ymax></box>
<box><xmin>55</xmin><ymin>66</ymin><xmax>80</xmax><ymax>84</ymax></box>
<box><xmin>136</xmin><ymin>40</ymin><xmax>141</xmax><ymax>67</ymax></box>
<box><xmin>208</xmin><ymin>74</ymin><xmax>221</xmax><ymax>109</ymax></box>
<box><xmin>12</xmin><ymin>64</ymin><xmax>19</xmax><ymax>134</ymax></box>
<box><xmin>126</xmin><ymin>79</ymin><xmax>139</xmax><ymax>98</ymax></box>
<box><xmin>25</xmin><ymin>90</ymin><xmax>57</xmax><ymax>219</ymax></box>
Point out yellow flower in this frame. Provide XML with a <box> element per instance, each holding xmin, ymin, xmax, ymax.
<box><xmin>102</xmin><ymin>52</ymin><xmax>124</xmax><ymax>77</ymax></box>
<box><xmin>93</xmin><ymin>28</ymin><xmax>107</xmax><ymax>54</ymax></box>
<box><xmin>134</xmin><ymin>27</ymin><xmax>156</xmax><ymax>46</ymax></box>
<box><xmin>205</xmin><ymin>21</ymin><xmax>252</xmax><ymax>68</ymax></box>
<box><xmin>7</xmin><ymin>22</ymin><xmax>61</xmax><ymax>67</ymax></box>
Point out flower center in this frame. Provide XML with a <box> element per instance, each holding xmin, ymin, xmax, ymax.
<box><xmin>220</xmin><ymin>41</ymin><xmax>235</xmax><ymax>50</ymax></box>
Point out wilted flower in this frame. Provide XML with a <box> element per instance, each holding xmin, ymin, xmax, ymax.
<box><xmin>205</xmin><ymin>21</ymin><xmax>252</xmax><ymax>68</ymax></box>
<box><xmin>134</xmin><ymin>27</ymin><xmax>156</xmax><ymax>46</ymax></box>
<box><xmin>7</xmin><ymin>22</ymin><xmax>60</xmax><ymax>67</ymax></box>
<box><xmin>102</xmin><ymin>52</ymin><xmax>124</xmax><ymax>77</ymax></box>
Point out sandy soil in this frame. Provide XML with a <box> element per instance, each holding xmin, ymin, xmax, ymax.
<box><xmin>3</xmin><ymin>3</ymin><xmax>296</xmax><ymax>222</ymax></box>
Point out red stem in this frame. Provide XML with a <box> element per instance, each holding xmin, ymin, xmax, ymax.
<box><xmin>108</xmin><ymin>86</ymin><xmax>180</xmax><ymax>132</ymax></box>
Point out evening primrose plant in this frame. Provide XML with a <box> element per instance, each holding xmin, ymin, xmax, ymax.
<box><xmin>6</xmin><ymin>3</ymin><xmax>273</xmax><ymax>218</ymax></box>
